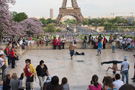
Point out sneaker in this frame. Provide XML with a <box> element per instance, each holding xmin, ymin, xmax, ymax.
<box><xmin>131</xmin><ymin>78</ymin><xmax>135</xmax><ymax>80</ymax></box>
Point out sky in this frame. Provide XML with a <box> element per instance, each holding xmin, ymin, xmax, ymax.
<box><xmin>9</xmin><ymin>0</ymin><xmax>135</xmax><ymax>18</ymax></box>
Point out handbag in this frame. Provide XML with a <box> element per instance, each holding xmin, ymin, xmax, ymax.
<box><xmin>2</xmin><ymin>64</ymin><xmax>7</xmax><ymax>70</ymax></box>
<box><xmin>0</xmin><ymin>62</ymin><xmax>7</xmax><ymax>70</ymax></box>
<box><xmin>26</xmin><ymin>67</ymin><xmax>34</xmax><ymax>82</ymax></box>
<box><xmin>27</xmin><ymin>76</ymin><xmax>34</xmax><ymax>82</ymax></box>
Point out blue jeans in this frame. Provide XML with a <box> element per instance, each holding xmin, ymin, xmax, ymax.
<box><xmin>122</xmin><ymin>70</ymin><xmax>129</xmax><ymax>84</ymax></box>
<box><xmin>84</xmin><ymin>43</ymin><xmax>87</xmax><ymax>49</ymax></box>
<box><xmin>1</xmin><ymin>67</ymin><xmax>6</xmax><ymax>80</ymax></box>
<box><xmin>46</xmin><ymin>41</ymin><xmax>50</xmax><ymax>46</ymax></box>
<box><xmin>112</xmin><ymin>46</ymin><xmax>115</xmax><ymax>51</ymax></box>
<box><xmin>70</xmin><ymin>50</ymin><xmax>74</xmax><ymax>57</ymax></box>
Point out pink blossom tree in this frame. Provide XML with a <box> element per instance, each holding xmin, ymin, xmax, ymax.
<box><xmin>0</xmin><ymin>0</ymin><xmax>44</xmax><ymax>37</ymax></box>
<box><xmin>20</xmin><ymin>18</ymin><xmax>44</xmax><ymax>35</ymax></box>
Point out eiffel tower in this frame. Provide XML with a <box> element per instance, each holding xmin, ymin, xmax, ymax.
<box><xmin>57</xmin><ymin>0</ymin><xmax>84</xmax><ymax>24</ymax></box>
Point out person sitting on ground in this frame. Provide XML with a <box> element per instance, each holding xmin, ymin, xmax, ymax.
<box><xmin>46</xmin><ymin>76</ymin><xmax>62</xmax><ymax>90</ymax></box>
<box><xmin>3</xmin><ymin>74</ymin><xmax>11</xmax><ymax>90</ymax></box>
<box><xmin>10</xmin><ymin>73</ymin><xmax>19</xmax><ymax>90</ymax></box>
<box><xmin>88</xmin><ymin>75</ymin><xmax>101</xmax><ymax>90</ymax></box>
<box><xmin>102</xmin><ymin>76</ymin><xmax>116</xmax><ymax>90</ymax></box>
<box><xmin>74</xmin><ymin>51</ymin><xmax>85</xmax><ymax>55</ymax></box>
<box><xmin>113</xmin><ymin>73</ymin><xmax>124</xmax><ymax>90</ymax></box>
<box><xmin>119</xmin><ymin>84</ymin><xmax>135</xmax><ymax>90</ymax></box>
<box><xmin>61</xmin><ymin>77</ymin><xmax>70</xmax><ymax>90</ymax></box>
<box><xmin>101</xmin><ymin>60</ymin><xmax>122</xmax><ymax>74</ymax></box>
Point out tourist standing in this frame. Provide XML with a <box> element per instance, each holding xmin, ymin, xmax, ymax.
<box><xmin>10</xmin><ymin>73</ymin><xmax>19</xmax><ymax>90</ymax></box>
<box><xmin>19</xmin><ymin>73</ymin><xmax>24</xmax><ymax>90</ymax></box>
<box><xmin>121</xmin><ymin>56</ymin><xmax>130</xmax><ymax>84</ymax></box>
<box><xmin>109</xmin><ymin>34</ymin><xmax>113</xmax><ymax>43</ymax></box>
<box><xmin>6</xmin><ymin>43</ymin><xmax>11</xmax><ymax>65</ymax></box>
<box><xmin>72</xmin><ymin>37</ymin><xmax>77</xmax><ymax>47</ymax></box>
<box><xmin>103</xmin><ymin>36</ymin><xmax>107</xmax><ymax>49</ymax></box>
<box><xmin>45</xmin><ymin>35</ymin><xmax>50</xmax><ymax>46</ymax></box>
<box><xmin>36</xmin><ymin>60</ymin><xmax>50</xmax><ymax>90</ymax></box>
<box><xmin>61</xmin><ymin>36</ymin><xmax>66</xmax><ymax>49</ymax></box>
<box><xmin>83</xmin><ymin>36</ymin><xmax>87</xmax><ymax>49</ymax></box>
<box><xmin>132</xmin><ymin>54</ymin><xmax>135</xmax><ymax>82</ymax></box>
<box><xmin>88</xmin><ymin>75</ymin><xmax>101</xmax><ymax>90</ymax></box>
<box><xmin>61</xmin><ymin>77</ymin><xmax>70</xmax><ymax>90</ymax></box>
<box><xmin>97</xmin><ymin>40</ymin><xmax>102</xmax><ymax>56</ymax></box>
<box><xmin>113</xmin><ymin>74</ymin><xmax>124</xmax><ymax>90</ymax></box>
<box><xmin>37</xmin><ymin>36</ymin><xmax>40</xmax><ymax>47</ymax></box>
<box><xmin>41</xmin><ymin>36</ymin><xmax>45</xmax><ymax>46</ymax></box>
<box><xmin>3</xmin><ymin>74</ymin><xmax>11</xmax><ymax>90</ymax></box>
<box><xmin>98</xmin><ymin>34</ymin><xmax>103</xmax><ymax>42</ymax></box>
<box><xmin>112</xmin><ymin>40</ymin><xmax>116</xmax><ymax>53</ymax></box>
<box><xmin>88</xmin><ymin>34</ymin><xmax>92</xmax><ymax>45</ymax></box>
<box><xmin>0</xmin><ymin>53</ymin><xmax>6</xmax><ymax>80</ymax></box>
<box><xmin>53</xmin><ymin>37</ymin><xmax>57</xmax><ymax>49</ymax></box>
<box><xmin>11</xmin><ymin>48</ymin><xmax>17</xmax><ymax>68</ymax></box>
<box><xmin>69</xmin><ymin>42</ymin><xmax>75</xmax><ymax>60</ymax></box>
<box><xmin>58</xmin><ymin>37</ymin><xmax>62</xmax><ymax>49</ymax></box>
<box><xmin>23</xmin><ymin>59</ymin><xmax>36</xmax><ymax>90</ymax></box>
<box><xmin>46</xmin><ymin>76</ymin><xmax>62</xmax><ymax>90</ymax></box>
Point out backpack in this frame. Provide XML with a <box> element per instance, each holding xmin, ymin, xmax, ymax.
<box><xmin>4</xmin><ymin>46</ymin><xmax>8</xmax><ymax>55</ymax></box>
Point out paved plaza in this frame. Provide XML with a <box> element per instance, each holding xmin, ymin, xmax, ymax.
<box><xmin>6</xmin><ymin>49</ymin><xmax>135</xmax><ymax>90</ymax></box>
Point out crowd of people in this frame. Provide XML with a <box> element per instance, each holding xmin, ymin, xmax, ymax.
<box><xmin>0</xmin><ymin>34</ymin><xmax>135</xmax><ymax>90</ymax></box>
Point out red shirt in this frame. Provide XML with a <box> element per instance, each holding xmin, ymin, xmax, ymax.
<box><xmin>6</xmin><ymin>47</ymin><xmax>10</xmax><ymax>56</ymax></box>
<box><xmin>53</xmin><ymin>39</ymin><xmax>57</xmax><ymax>45</ymax></box>
<box><xmin>24</xmin><ymin>66</ymin><xmax>32</xmax><ymax>77</ymax></box>
<box><xmin>103</xmin><ymin>38</ymin><xmax>107</xmax><ymax>44</ymax></box>
<box><xmin>11</xmin><ymin>51</ymin><xmax>15</xmax><ymax>57</ymax></box>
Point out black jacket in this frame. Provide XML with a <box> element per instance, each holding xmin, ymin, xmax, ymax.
<box><xmin>36</xmin><ymin>64</ymin><xmax>48</xmax><ymax>77</ymax></box>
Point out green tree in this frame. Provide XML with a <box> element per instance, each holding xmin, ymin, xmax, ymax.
<box><xmin>104</xmin><ymin>23</ymin><xmax>114</xmax><ymax>30</ymax></box>
<box><xmin>12</xmin><ymin>12</ymin><xmax>28</xmax><ymax>22</ymax></box>
<box><xmin>43</xmin><ymin>24</ymin><xmax>56</xmax><ymax>32</ymax></box>
<box><xmin>56</xmin><ymin>29</ymin><xmax>61</xmax><ymax>32</ymax></box>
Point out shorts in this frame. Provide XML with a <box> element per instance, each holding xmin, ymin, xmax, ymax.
<box><xmin>97</xmin><ymin>48</ymin><xmax>102</xmax><ymax>52</ymax></box>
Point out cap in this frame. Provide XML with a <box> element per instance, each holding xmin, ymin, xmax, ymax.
<box><xmin>124</xmin><ymin>56</ymin><xmax>127</xmax><ymax>60</ymax></box>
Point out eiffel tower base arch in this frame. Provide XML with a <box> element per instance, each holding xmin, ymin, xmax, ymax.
<box><xmin>57</xmin><ymin>8</ymin><xmax>84</xmax><ymax>24</ymax></box>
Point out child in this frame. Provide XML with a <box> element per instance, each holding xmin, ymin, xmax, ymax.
<box><xmin>97</xmin><ymin>40</ymin><xmax>102</xmax><ymax>56</ymax></box>
<box><xmin>112</xmin><ymin>40</ymin><xmax>116</xmax><ymax>53</ymax></box>
<box><xmin>19</xmin><ymin>73</ymin><xmax>24</xmax><ymax>90</ymax></box>
<box><xmin>61</xmin><ymin>77</ymin><xmax>70</xmax><ymax>90</ymax></box>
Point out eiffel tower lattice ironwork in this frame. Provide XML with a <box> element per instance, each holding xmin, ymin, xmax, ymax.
<box><xmin>57</xmin><ymin>0</ymin><xmax>84</xmax><ymax>24</ymax></box>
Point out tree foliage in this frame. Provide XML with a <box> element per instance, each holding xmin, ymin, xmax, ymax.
<box><xmin>12</xmin><ymin>12</ymin><xmax>28</xmax><ymax>22</ymax></box>
<box><xmin>43</xmin><ymin>24</ymin><xmax>56</xmax><ymax>32</ymax></box>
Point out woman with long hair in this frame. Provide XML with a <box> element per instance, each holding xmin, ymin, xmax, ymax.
<box><xmin>3</xmin><ymin>74</ymin><xmax>11</xmax><ymax>90</ymax></box>
<box><xmin>10</xmin><ymin>73</ymin><xmax>19</xmax><ymax>90</ymax></box>
<box><xmin>88</xmin><ymin>75</ymin><xmax>101</xmax><ymax>90</ymax></box>
<box><xmin>103</xmin><ymin>76</ymin><xmax>116</xmax><ymax>90</ymax></box>
<box><xmin>83</xmin><ymin>36</ymin><xmax>87</xmax><ymax>49</ymax></box>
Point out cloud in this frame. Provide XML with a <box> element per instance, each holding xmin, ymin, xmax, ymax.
<box><xmin>9</xmin><ymin>0</ymin><xmax>135</xmax><ymax>18</ymax></box>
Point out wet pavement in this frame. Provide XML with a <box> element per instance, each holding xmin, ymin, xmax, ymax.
<box><xmin>7</xmin><ymin>49</ymin><xmax>135</xmax><ymax>90</ymax></box>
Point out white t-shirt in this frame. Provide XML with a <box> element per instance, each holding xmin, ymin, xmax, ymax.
<box><xmin>0</xmin><ymin>50</ymin><xmax>4</xmax><ymax>55</ymax></box>
<box><xmin>113</xmin><ymin>80</ymin><xmax>124</xmax><ymax>90</ymax></box>
<box><xmin>121</xmin><ymin>61</ymin><xmax>129</xmax><ymax>71</ymax></box>
<box><xmin>0</xmin><ymin>57</ymin><xmax>5</xmax><ymax>67</ymax></box>
<box><xmin>127</xmin><ymin>38</ymin><xmax>132</xmax><ymax>44</ymax></box>
<box><xmin>61</xmin><ymin>37</ymin><xmax>66</xmax><ymax>43</ymax></box>
<box><xmin>119</xmin><ymin>37</ymin><xmax>123</xmax><ymax>40</ymax></box>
